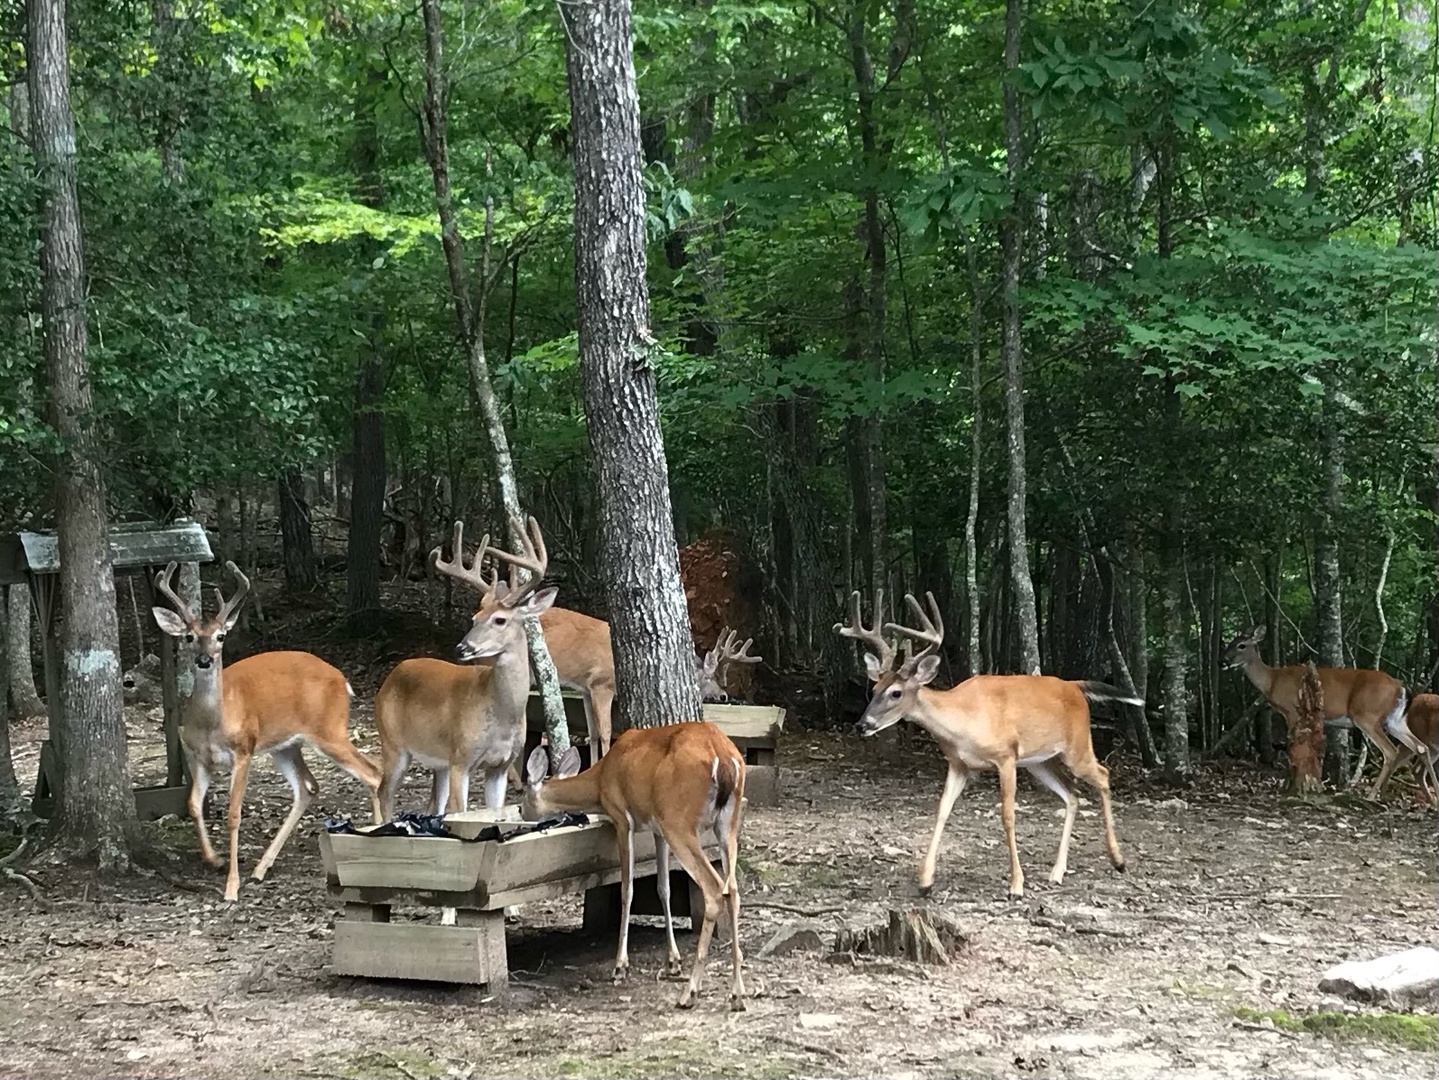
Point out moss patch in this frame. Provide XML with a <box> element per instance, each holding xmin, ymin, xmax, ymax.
<box><xmin>1233</xmin><ymin>1007</ymin><xmax>1438</xmax><ymax>1051</ymax></box>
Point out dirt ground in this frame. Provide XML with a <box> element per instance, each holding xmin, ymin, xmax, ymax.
<box><xmin>1</xmin><ymin>703</ymin><xmax>1435</xmax><ymax>1080</ymax></box>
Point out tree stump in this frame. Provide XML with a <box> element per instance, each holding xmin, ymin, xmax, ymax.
<box><xmin>1288</xmin><ymin>661</ymin><xmax>1325</xmax><ymax>794</ymax></box>
<box><xmin>833</xmin><ymin>908</ymin><xmax>967</xmax><ymax>966</ymax></box>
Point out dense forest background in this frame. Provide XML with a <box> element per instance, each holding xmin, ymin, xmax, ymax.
<box><xmin>0</xmin><ymin>0</ymin><xmax>1434</xmax><ymax>786</ymax></box>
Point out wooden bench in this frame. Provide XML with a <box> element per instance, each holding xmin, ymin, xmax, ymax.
<box><xmin>320</xmin><ymin>808</ymin><xmax>719</xmax><ymax>994</ymax></box>
<box><xmin>703</xmin><ymin>703</ymin><xmax>785</xmax><ymax>807</ymax></box>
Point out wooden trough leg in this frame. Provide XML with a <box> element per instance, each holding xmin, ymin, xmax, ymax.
<box><xmin>743</xmin><ymin>746</ymin><xmax>780</xmax><ymax>807</ymax></box>
<box><xmin>331</xmin><ymin>905</ymin><xmax>508</xmax><ymax>992</ymax></box>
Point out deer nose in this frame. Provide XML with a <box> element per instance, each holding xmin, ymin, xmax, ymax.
<box><xmin>195</xmin><ymin>654</ymin><xmax>213</xmax><ymax>670</ymax></box>
<box><xmin>716</xmin><ymin>692</ymin><xmax>729</xmax><ymax>704</ymax></box>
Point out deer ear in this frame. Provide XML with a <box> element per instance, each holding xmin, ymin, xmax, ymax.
<box><xmin>520</xmin><ymin>586</ymin><xmax>558</xmax><ymax>616</ymax></box>
<box><xmin>914</xmin><ymin>654</ymin><xmax>942</xmax><ymax>686</ymax></box>
<box><xmin>1250</xmin><ymin>624</ymin><xmax>1266</xmax><ymax>643</ymax></box>
<box><xmin>525</xmin><ymin>746</ymin><xmax>549</xmax><ymax>787</ymax></box>
<box><xmin>152</xmin><ymin>607</ymin><xmax>189</xmax><ymax>637</ymax></box>
<box><xmin>555</xmin><ymin>746</ymin><xmax>583</xmax><ymax>779</ymax></box>
<box><xmin>863</xmin><ymin>652</ymin><xmax>886</xmax><ymax>682</ymax></box>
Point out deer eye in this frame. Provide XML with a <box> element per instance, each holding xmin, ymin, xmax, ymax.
<box><xmin>888</xmin><ymin>687</ymin><xmax>902</xmax><ymax>699</ymax></box>
<box><xmin>215</xmin><ymin>632</ymin><xmax>226</xmax><ymax>643</ymax></box>
<box><xmin>184</xmin><ymin>632</ymin><xmax>196</xmax><ymax>644</ymax></box>
<box><xmin>492</xmin><ymin>616</ymin><xmax>509</xmax><ymax>627</ymax></box>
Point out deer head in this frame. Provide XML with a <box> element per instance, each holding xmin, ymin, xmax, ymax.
<box><xmin>1223</xmin><ymin>625</ymin><xmax>1265</xmax><ymax>670</ymax></box>
<box><xmin>520</xmin><ymin>744</ymin><xmax>583</xmax><ymax>820</ymax></box>
<box><xmin>152</xmin><ymin>561</ymin><xmax>250</xmax><ymax>673</ymax></box>
<box><xmin>431</xmin><ymin>516</ymin><xmax>557</xmax><ymax>663</ymax></box>
<box><xmin>696</xmin><ymin>627</ymin><xmax>762</xmax><ymax>703</ymax></box>
<box><xmin>837</xmin><ymin>590</ymin><xmax>944</xmax><ymax>736</ymax></box>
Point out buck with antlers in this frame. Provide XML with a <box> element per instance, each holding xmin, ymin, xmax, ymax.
<box><xmin>151</xmin><ymin>561</ymin><xmax>382</xmax><ymax>902</ymax></box>
<box><xmin>694</xmin><ymin>628</ymin><xmax>762</xmax><ymax>704</ymax></box>
<box><xmin>374</xmin><ymin>516</ymin><xmax>557</xmax><ymax>820</ymax></box>
<box><xmin>521</xmin><ymin>721</ymin><xmax>746</xmax><ymax>1011</ymax></box>
<box><xmin>838</xmin><ymin>589</ymin><xmax>1132</xmax><ymax>900</ymax></box>
<box><xmin>1223</xmin><ymin>625</ymin><xmax>1429</xmax><ymax>800</ymax></box>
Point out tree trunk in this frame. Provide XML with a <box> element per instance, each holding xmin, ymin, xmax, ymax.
<box><xmin>1289</xmin><ymin>661</ymin><xmax>1325</xmax><ymax>793</ymax></box>
<box><xmin>419</xmin><ymin>0</ymin><xmax>568</xmax><ymax>750</ymax></box>
<box><xmin>561</xmin><ymin>0</ymin><xmax>701</xmax><ymax>732</ymax></box>
<box><xmin>31</xmin><ymin>0</ymin><xmax>135</xmax><ymax>865</ymax></box>
<box><xmin>1124</xmin><ymin>528</ymin><xmax>1149</xmax><ymax>701</ymax></box>
<box><xmin>1000</xmin><ymin>0</ymin><xmax>1040</xmax><ymax>674</ymax></box>
<box><xmin>0</xmin><ymin>586</ymin><xmax>16</xmax><ymax>799</ymax></box>
<box><xmin>150</xmin><ymin>0</ymin><xmax>185</xmax><ymax>184</ymax></box>
<box><xmin>1316</xmin><ymin>376</ymin><xmax>1348</xmax><ymax>785</ymax></box>
<box><xmin>1256</xmin><ymin>549</ymin><xmax>1282</xmax><ymax>764</ymax></box>
<box><xmin>7</xmin><ymin>584</ymin><xmax>45</xmax><ymax>718</ymax></box>
<box><xmin>278</xmin><ymin>470</ymin><xmax>318</xmax><ymax>591</ymax></box>
<box><xmin>1159</xmin><ymin>517</ymin><xmax>1190</xmax><ymax>781</ymax></box>
<box><xmin>964</xmin><ymin>236</ymin><xmax>984</xmax><ymax>676</ymax></box>
<box><xmin>346</xmin><ymin>66</ymin><xmax>388</xmax><ymax>634</ymax></box>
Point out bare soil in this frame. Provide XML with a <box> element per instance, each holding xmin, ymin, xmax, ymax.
<box><xmin>1</xmin><ymin>706</ymin><xmax>1435</xmax><ymax>1080</ymax></box>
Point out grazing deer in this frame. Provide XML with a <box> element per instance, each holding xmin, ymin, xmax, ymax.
<box><xmin>837</xmin><ymin>589</ymin><xmax>1131</xmax><ymax>900</ymax></box>
<box><xmin>1396</xmin><ymin>693</ymin><xmax>1439</xmax><ymax>801</ymax></box>
<box><xmin>521</xmin><ymin>722</ymin><xmax>746</xmax><ymax>1011</ymax></box>
<box><xmin>151</xmin><ymin>562</ymin><xmax>382</xmax><ymax>902</ymax></box>
<box><xmin>374</xmin><ymin>517</ymin><xmax>557</xmax><ymax>821</ymax></box>
<box><xmin>694</xmin><ymin>628</ymin><xmax>762</xmax><ymax>704</ymax></box>
<box><xmin>1223</xmin><ymin>625</ymin><xmax>1427</xmax><ymax>799</ymax></box>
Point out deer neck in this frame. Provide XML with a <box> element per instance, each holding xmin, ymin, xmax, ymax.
<box><xmin>484</xmin><ymin>638</ymin><xmax>534</xmax><ymax>720</ymax></box>
<box><xmin>905</xmin><ymin>687</ymin><xmax>952</xmax><ymax>741</ymax></box>
<box><xmin>531</xmin><ymin>765</ymin><xmax>605</xmax><ymax>816</ymax></box>
<box><xmin>183</xmin><ymin>661</ymin><xmax>227</xmax><ymax>734</ymax></box>
<box><xmin>1239</xmin><ymin>649</ymin><xmax>1278</xmax><ymax>699</ymax></box>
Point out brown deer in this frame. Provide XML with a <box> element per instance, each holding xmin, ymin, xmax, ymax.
<box><xmin>694</xmin><ymin>627</ymin><xmax>762</xmax><ymax>703</ymax></box>
<box><xmin>521</xmin><ymin>722</ymin><xmax>746</xmax><ymax>1011</ymax></box>
<box><xmin>1223</xmin><ymin>625</ymin><xmax>1426</xmax><ymax>799</ymax></box>
<box><xmin>838</xmin><ymin>588</ymin><xmax>1131</xmax><ymax>899</ymax></box>
<box><xmin>152</xmin><ymin>562</ymin><xmax>382</xmax><ymax>901</ymax></box>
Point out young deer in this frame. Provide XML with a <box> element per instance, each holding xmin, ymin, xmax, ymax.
<box><xmin>152</xmin><ymin>562</ymin><xmax>382</xmax><ymax>902</ymax></box>
<box><xmin>694</xmin><ymin>627</ymin><xmax>762</xmax><ymax>704</ymax></box>
<box><xmin>521</xmin><ymin>722</ymin><xmax>746</xmax><ymax>1011</ymax></box>
<box><xmin>1396</xmin><ymin>693</ymin><xmax>1439</xmax><ymax>801</ymax></box>
<box><xmin>838</xmin><ymin>589</ymin><xmax>1132</xmax><ymax>899</ymax></box>
<box><xmin>1224</xmin><ymin>625</ymin><xmax>1426</xmax><ymax>799</ymax></box>
<box><xmin>374</xmin><ymin>517</ymin><xmax>557</xmax><ymax>820</ymax></box>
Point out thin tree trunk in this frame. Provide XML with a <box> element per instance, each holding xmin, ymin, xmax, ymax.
<box><xmin>346</xmin><ymin>66</ymin><xmax>388</xmax><ymax>633</ymax></box>
<box><xmin>964</xmin><ymin>236</ymin><xmax>984</xmax><ymax>676</ymax></box>
<box><xmin>419</xmin><ymin>0</ymin><xmax>568</xmax><ymax>749</ymax></box>
<box><xmin>150</xmin><ymin>0</ymin><xmax>185</xmax><ymax>183</ymax></box>
<box><xmin>1255</xmin><ymin>547</ymin><xmax>1282</xmax><ymax>764</ymax></box>
<box><xmin>1001</xmin><ymin>0</ymin><xmax>1040</xmax><ymax>674</ymax></box>
<box><xmin>278</xmin><ymin>470</ymin><xmax>318</xmax><ymax>590</ymax></box>
<box><xmin>0</xmin><ymin>586</ymin><xmax>16</xmax><ymax>799</ymax></box>
<box><xmin>31</xmin><ymin>0</ymin><xmax>134</xmax><ymax>864</ymax></box>
<box><xmin>561</xmin><ymin>0</ymin><xmax>701</xmax><ymax>732</ymax></box>
<box><xmin>7</xmin><ymin>584</ymin><xmax>45</xmax><ymax>718</ymax></box>
<box><xmin>1317</xmin><ymin>376</ymin><xmax>1347</xmax><ymax>784</ymax></box>
<box><xmin>1373</xmin><ymin>529</ymin><xmax>1394</xmax><ymax>668</ymax></box>
<box><xmin>214</xmin><ymin>485</ymin><xmax>235</xmax><ymax>565</ymax></box>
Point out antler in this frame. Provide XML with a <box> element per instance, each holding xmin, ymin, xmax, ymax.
<box><xmin>154</xmin><ymin>561</ymin><xmax>197</xmax><ymax>626</ymax></box>
<box><xmin>214</xmin><ymin>561</ymin><xmax>251</xmax><ymax>626</ymax></box>
<box><xmin>429</xmin><ymin>521</ymin><xmax>495</xmax><ymax>594</ymax></box>
<box><xmin>482</xmin><ymin>515</ymin><xmax>549</xmax><ymax>609</ymax></box>
<box><xmin>834</xmin><ymin>588</ymin><xmax>895</xmax><ymax>672</ymax></box>
<box><xmin>712</xmin><ymin>628</ymin><xmax>761</xmax><ymax>676</ymax></box>
<box><xmin>885</xmin><ymin>592</ymin><xmax>945</xmax><ymax>666</ymax></box>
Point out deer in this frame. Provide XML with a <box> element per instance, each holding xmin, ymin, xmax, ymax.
<box><xmin>1223</xmin><ymin>625</ymin><xmax>1428</xmax><ymax>800</ymax></box>
<box><xmin>151</xmin><ymin>561</ymin><xmax>382</xmax><ymax>902</ymax></box>
<box><xmin>694</xmin><ymin>627</ymin><xmax>762</xmax><ymax>704</ymax></box>
<box><xmin>520</xmin><ymin>721</ymin><xmax>746</xmax><ymax>1011</ymax></box>
<box><xmin>373</xmin><ymin>516</ymin><xmax>557</xmax><ymax>823</ymax></box>
<box><xmin>837</xmin><ymin>588</ymin><xmax>1132</xmax><ymax>900</ymax></box>
<box><xmin>1397</xmin><ymin>693</ymin><xmax>1439</xmax><ymax>801</ymax></box>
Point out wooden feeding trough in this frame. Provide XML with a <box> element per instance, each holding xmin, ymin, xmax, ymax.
<box><xmin>703</xmin><ymin>703</ymin><xmax>785</xmax><ymax>807</ymax></box>
<box><xmin>0</xmin><ymin>520</ymin><xmax>213</xmax><ymax>820</ymax></box>
<box><xmin>320</xmin><ymin>808</ymin><xmax>720</xmax><ymax>993</ymax></box>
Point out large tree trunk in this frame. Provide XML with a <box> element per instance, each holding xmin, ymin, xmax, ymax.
<box><xmin>31</xmin><ymin>0</ymin><xmax>135</xmax><ymax>864</ymax></box>
<box><xmin>419</xmin><ymin>0</ymin><xmax>568</xmax><ymax>750</ymax></box>
<box><xmin>1000</xmin><ymin>0</ymin><xmax>1040</xmax><ymax>674</ymax></box>
<box><xmin>561</xmin><ymin>0</ymin><xmax>701</xmax><ymax>732</ymax></box>
<box><xmin>278</xmin><ymin>470</ymin><xmax>318</xmax><ymax>591</ymax></box>
<box><xmin>346</xmin><ymin>66</ymin><xmax>388</xmax><ymax>634</ymax></box>
<box><xmin>1316</xmin><ymin>376</ymin><xmax>1348</xmax><ymax>784</ymax></box>
<box><xmin>7</xmin><ymin>584</ymin><xmax>45</xmax><ymax>718</ymax></box>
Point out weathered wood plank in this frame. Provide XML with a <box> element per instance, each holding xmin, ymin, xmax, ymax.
<box><xmin>328</xmin><ymin>834</ymin><xmax>490</xmax><ymax>892</ymax></box>
<box><xmin>331</xmin><ymin>918</ymin><xmax>507</xmax><ymax>986</ymax></box>
<box><xmin>13</xmin><ymin>521</ymin><xmax>213</xmax><ymax>574</ymax></box>
<box><xmin>703</xmin><ymin>704</ymin><xmax>785</xmax><ymax>742</ymax></box>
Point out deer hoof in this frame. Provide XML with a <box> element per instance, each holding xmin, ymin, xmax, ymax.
<box><xmin>676</xmin><ymin>992</ymin><xmax>696</xmax><ymax>1010</ymax></box>
<box><xmin>729</xmin><ymin>993</ymin><xmax>747</xmax><ymax>1012</ymax></box>
<box><xmin>918</xmin><ymin>883</ymin><xmax>934</xmax><ymax>898</ymax></box>
<box><xmin>1047</xmin><ymin>869</ymin><xmax>1066</xmax><ymax>885</ymax></box>
<box><xmin>667</xmin><ymin>956</ymin><xmax>683</xmax><ymax>977</ymax></box>
<box><xmin>1007</xmin><ymin>886</ymin><xmax>1025</xmax><ymax>902</ymax></box>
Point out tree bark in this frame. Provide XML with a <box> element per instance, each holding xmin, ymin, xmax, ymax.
<box><xmin>278</xmin><ymin>470</ymin><xmax>318</xmax><ymax>590</ymax></box>
<box><xmin>346</xmin><ymin>66</ymin><xmax>388</xmax><ymax>633</ymax></box>
<box><xmin>7</xmin><ymin>584</ymin><xmax>45</xmax><ymax>718</ymax></box>
<box><xmin>964</xmin><ymin>235</ymin><xmax>985</xmax><ymax>676</ymax></box>
<box><xmin>1316</xmin><ymin>376</ymin><xmax>1348</xmax><ymax>784</ymax></box>
<box><xmin>419</xmin><ymin>0</ymin><xmax>568</xmax><ymax>749</ymax></box>
<box><xmin>0</xmin><ymin>586</ymin><xmax>17</xmax><ymax>799</ymax></box>
<box><xmin>30</xmin><ymin>0</ymin><xmax>135</xmax><ymax>864</ymax></box>
<box><xmin>1000</xmin><ymin>0</ymin><xmax>1040</xmax><ymax>674</ymax></box>
<box><xmin>561</xmin><ymin>0</ymin><xmax>701</xmax><ymax>732</ymax></box>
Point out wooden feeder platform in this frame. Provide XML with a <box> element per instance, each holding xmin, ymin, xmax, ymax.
<box><xmin>320</xmin><ymin>808</ymin><xmax>720</xmax><ymax>994</ymax></box>
<box><xmin>0</xmin><ymin>520</ymin><xmax>213</xmax><ymax>820</ymax></box>
<box><xmin>703</xmin><ymin>703</ymin><xmax>785</xmax><ymax>807</ymax></box>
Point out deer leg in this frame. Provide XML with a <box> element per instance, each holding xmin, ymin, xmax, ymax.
<box><xmin>654</xmin><ymin>833</ymin><xmax>683</xmax><ymax>976</ymax></box>
<box><xmin>187</xmin><ymin>758</ymin><xmax>222</xmax><ymax>868</ymax></box>
<box><xmin>997</xmin><ymin>757</ymin><xmax>1024</xmax><ymax>900</ymax></box>
<box><xmin>314</xmin><ymin>735</ymin><xmax>382</xmax><ymax>817</ymax></box>
<box><xmin>428</xmin><ymin>770</ymin><xmax>450</xmax><ymax>816</ymax></box>
<box><xmin>716</xmin><ymin>777</ymin><xmax>746</xmax><ymax>1009</ymax></box>
<box><xmin>1360</xmin><ymin>724</ymin><xmax>1403</xmax><ymax>800</ymax></box>
<box><xmin>223</xmin><ymin>750</ymin><xmax>254</xmax><ymax>902</ymax></box>
<box><xmin>445</xmin><ymin>761</ymin><xmax>467</xmax><ymax>814</ymax></box>
<box><xmin>919</xmin><ymin>759</ymin><xmax>969</xmax><ymax>896</ymax></box>
<box><xmin>612</xmin><ymin>819</ymin><xmax>635</xmax><ymax>983</ymax></box>
<box><xmin>1027</xmin><ymin>761</ymin><xmax>1077</xmax><ymax>885</ymax></box>
<box><xmin>253</xmin><ymin>744</ymin><xmax>317</xmax><ymax>882</ymax></box>
<box><xmin>666</xmin><ymin>832</ymin><xmax>727</xmax><ymax>1009</ymax></box>
<box><xmin>1064</xmin><ymin>753</ymin><xmax>1126</xmax><ymax>871</ymax></box>
<box><xmin>377</xmin><ymin>748</ymin><xmax>409</xmax><ymax>824</ymax></box>
<box><xmin>590</xmin><ymin>682</ymin><xmax>615</xmax><ymax>758</ymax></box>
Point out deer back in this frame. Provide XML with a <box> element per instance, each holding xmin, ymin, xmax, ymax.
<box><xmin>538</xmin><ymin>607</ymin><xmax>614</xmax><ymax>686</ymax></box>
<box><xmin>375</xmin><ymin>657</ymin><xmax>521</xmax><ymax>763</ymax></box>
<box><xmin>217</xmin><ymin>651</ymin><xmax>352</xmax><ymax>752</ymax></box>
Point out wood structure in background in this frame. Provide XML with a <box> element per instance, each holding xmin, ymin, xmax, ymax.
<box><xmin>704</xmin><ymin>703</ymin><xmax>784</xmax><ymax>807</ymax></box>
<box><xmin>0</xmin><ymin>520</ymin><xmax>212</xmax><ymax>818</ymax></box>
